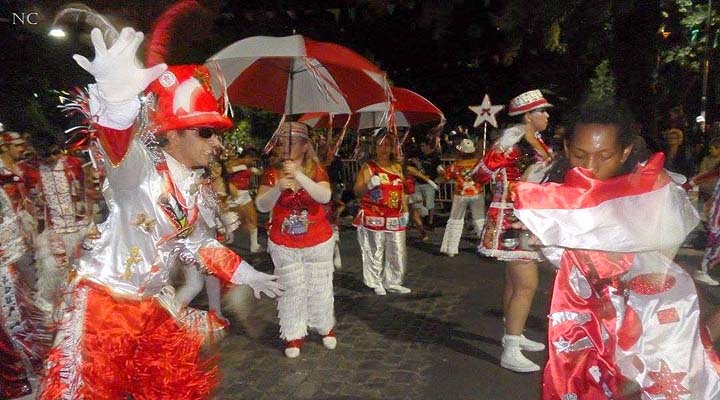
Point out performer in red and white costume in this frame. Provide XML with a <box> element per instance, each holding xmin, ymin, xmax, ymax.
<box><xmin>227</xmin><ymin>148</ymin><xmax>263</xmax><ymax>253</ymax></box>
<box><xmin>38</xmin><ymin>25</ymin><xmax>282</xmax><ymax>399</ymax></box>
<box><xmin>515</xmin><ymin>102</ymin><xmax>720</xmax><ymax>399</ymax></box>
<box><xmin>439</xmin><ymin>138</ymin><xmax>485</xmax><ymax>257</ymax></box>
<box><xmin>256</xmin><ymin>122</ymin><xmax>336</xmax><ymax>358</ymax></box>
<box><xmin>0</xmin><ymin>132</ymin><xmax>39</xmax><ymax>241</ymax></box>
<box><xmin>472</xmin><ymin>90</ymin><xmax>551</xmax><ymax>372</ymax></box>
<box><xmin>353</xmin><ymin>132</ymin><xmax>412</xmax><ymax>296</ymax></box>
<box><xmin>0</xmin><ymin>132</ymin><xmax>51</xmax><ymax>399</ymax></box>
<box><xmin>31</xmin><ymin>141</ymin><xmax>93</xmax><ymax>317</ymax></box>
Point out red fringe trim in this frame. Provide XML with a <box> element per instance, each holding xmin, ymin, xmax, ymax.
<box><xmin>40</xmin><ymin>284</ymin><xmax>220</xmax><ymax>399</ymax></box>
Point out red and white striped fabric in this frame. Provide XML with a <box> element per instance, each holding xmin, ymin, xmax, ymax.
<box><xmin>514</xmin><ymin>153</ymin><xmax>720</xmax><ymax>400</ymax></box>
<box><xmin>514</xmin><ymin>153</ymin><xmax>697</xmax><ymax>254</ymax></box>
<box><xmin>206</xmin><ymin>35</ymin><xmax>389</xmax><ymax>115</ymax></box>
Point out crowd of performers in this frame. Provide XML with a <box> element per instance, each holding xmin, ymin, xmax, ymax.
<box><xmin>2</xmin><ymin>19</ymin><xmax>720</xmax><ymax>400</ymax></box>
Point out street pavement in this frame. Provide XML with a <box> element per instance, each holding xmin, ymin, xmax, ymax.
<box><xmin>210</xmin><ymin>221</ymin><xmax>720</xmax><ymax>400</ymax></box>
<box><xmin>214</xmin><ymin>220</ymin><xmax>550</xmax><ymax>400</ymax></box>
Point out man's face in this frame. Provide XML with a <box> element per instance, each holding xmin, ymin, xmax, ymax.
<box><xmin>4</xmin><ymin>142</ymin><xmax>25</xmax><ymax>161</ymax></box>
<box><xmin>174</xmin><ymin>128</ymin><xmax>223</xmax><ymax>168</ymax></box>
<box><xmin>565</xmin><ymin>123</ymin><xmax>632</xmax><ymax>181</ymax></box>
<box><xmin>420</xmin><ymin>143</ymin><xmax>433</xmax><ymax>154</ymax></box>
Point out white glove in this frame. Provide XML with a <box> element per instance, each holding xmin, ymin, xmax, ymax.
<box><xmin>250</xmin><ymin>167</ymin><xmax>261</xmax><ymax>175</ymax></box>
<box><xmin>428</xmin><ymin>180</ymin><xmax>439</xmax><ymax>191</ymax></box>
<box><xmin>436</xmin><ymin>165</ymin><xmax>445</xmax><ymax>174</ymax></box>
<box><xmin>73</xmin><ymin>28</ymin><xmax>167</xmax><ymax>103</ymax></box>
<box><xmin>367</xmin><ymin>175</ymin><xmax>382</xmax><ymax>190</ymax></box>
<box><xmin>230</xmin><ymin>260</ymin><xmax>284</xmax><ymax>299</ymax></box>
<box><xmin>221</xmin><ymin>227</ymin><xmax>234</xmax><ymax>245</ymax></box>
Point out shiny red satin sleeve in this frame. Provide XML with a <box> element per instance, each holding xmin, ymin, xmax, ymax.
<box><xmin>483</xmin><ymin>145</ymin><xmax>520</xmax><ymax>171</ymax></box>
<box><xmin>95</xmin><ymin>126</ymin><xmax>135</xmax><ymax>167</ymax></box>
<box><xmin>198</xmin><ymin>244</ymin><xmax>241</xmax><ymax>283</ymax></box>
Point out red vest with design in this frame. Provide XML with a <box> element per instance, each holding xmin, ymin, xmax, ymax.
<box><xmin>261</xmin><ymin>166</ymin><xmax>333</xmax><ymax>248</ymax></box>
<box><xmin>356</xmin><ymin>161</ymin><xmax>406</xmax><ymax>231</ymax></box>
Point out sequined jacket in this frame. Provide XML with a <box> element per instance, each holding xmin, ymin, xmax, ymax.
<box><xmin>76</xmin><ymin>126</ymin><xmax>245</xmax><ymax>298</ymax></box>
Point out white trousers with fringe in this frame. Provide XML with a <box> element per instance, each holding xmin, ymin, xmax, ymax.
<box><xmin>268</xmin><ymin>237</ymin><xmax>335</xmax><ymax>341</ymax></box>
<box><xmin>356</xmin><ymin>227</ymin><xmax>406</xmax><ymax>289</ymax></box>
<box><xmin>440</xmin><ymin>194</ymin><xmax>485</xmax><ymax>256</ymax></box>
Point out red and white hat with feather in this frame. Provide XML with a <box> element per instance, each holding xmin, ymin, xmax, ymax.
<box><xmin>144</xmin><ymin>0</ymin><xmax>232</xmax><ymax>133</ymax></box>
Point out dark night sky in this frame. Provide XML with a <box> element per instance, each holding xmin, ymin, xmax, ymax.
<box><xmin>0</xmin><ymin>0</ymin><xmax>687</xmax><ymax>143</ymax></box>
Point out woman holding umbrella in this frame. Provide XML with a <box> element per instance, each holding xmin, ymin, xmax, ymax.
<box><xmin>353</xmin><ymin>131</ymin><xmax>412</xmax><ymax>296</ymax></box>
<box><xmin>255</xmin><ymin>122</ymin><xmax>336</xmax><ymax>358</ymax></box>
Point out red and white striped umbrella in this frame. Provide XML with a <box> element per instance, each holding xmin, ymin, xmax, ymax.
<box><xmin>298</xmin><ymin>87</ymin><xmax>445</xmax><ymax>130</ymax></box>
<box><xmin>206</xmin><ymin>35</ymin><xmax>389</xmax><ymax>115</ymax></box>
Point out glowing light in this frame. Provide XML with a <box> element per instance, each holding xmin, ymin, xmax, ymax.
<box><xmin>48</xmin><ymin>28</ymin><xmax>66</xmax><ymax>38</ymax></box>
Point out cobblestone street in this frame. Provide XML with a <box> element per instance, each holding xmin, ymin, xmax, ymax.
<box><xmin>209</xmin><ymin>221</ymin><xmax>720</xmax><ymax>400</ymax></box>
<box><xmin>215</xmin><ymin>223</ymin><xmax>551</xmax><ymax>399</ymax></box>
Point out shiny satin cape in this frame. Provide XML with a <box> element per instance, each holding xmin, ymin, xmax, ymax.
<box><xmin>514</xmin><ymin>153</ymin><xmax>720</xmax><ymax>399</ymax></box>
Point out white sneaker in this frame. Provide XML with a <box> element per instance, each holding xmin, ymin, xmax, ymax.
<box><xmin>500</xmin><ymin>335</ymin><xmax>541</xmax><ymax>373</ymax></box>
<box><xmin>284</xmin><ymin>347</ymin><xmax>300</xmax><ymax>358</ymax></box>
<box><xmin>502</xmin><ymin>334</ymin><xmax>546</xmax><ymax>352</ymax></box>
<box><xmin>385</xmin><ymin>284</ymin><xmax>411</xmax><ymax>294</ymax></box>
<box><xmin>322</xmin><ymin>336</ymin><xmax>337</xmax><ymax>350</ymax></box>
<box><xmin>374</xmin><ymin>286</ymin><xmax>387</xmax><ymax>296</ymax></box>
<box><xmin>694</xmin><ymin>270</ymin><xmax>719</xmax><ymax>286</ymax></box>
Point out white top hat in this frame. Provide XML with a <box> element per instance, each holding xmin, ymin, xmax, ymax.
<box><xmin>507</xmin><ymin>90</ymin><xmax>553</xmax><ymax>116</ymax></box>
<box><xmin>456</xmin><ymin>138</ymin><xmax>476</xmax><ymax>154</ymax></box>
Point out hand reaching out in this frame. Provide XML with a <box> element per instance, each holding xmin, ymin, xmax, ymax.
<box><xmin>73</xmin><ymin>28</ymin><xmax>167</xmax><ymax>103</ymax></box>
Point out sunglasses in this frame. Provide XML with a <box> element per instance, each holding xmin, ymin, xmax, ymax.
<box><xmin>189</xmin><ymin>128</ymin><xmax>218</xmax><ymax>139</ymax></box>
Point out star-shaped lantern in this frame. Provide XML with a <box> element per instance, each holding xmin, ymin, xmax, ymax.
<box><xmin>643</xmin><ymin>360</ymin><xmax>690</xmax><ymax>400</ymax></box>
<box><xmin>469</xmin><ymin>94</ymin><xmax>504</xmax><ymax>128</ymax></box>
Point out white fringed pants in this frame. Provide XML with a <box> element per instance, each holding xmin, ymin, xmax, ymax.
<box><xmin>268</xmin><ymin>237</ymin><xmax>335</xmax><ymax>341</ymax></box>
<box><xmin>440</xmin><ymin>194</ymin><xmax>485</xmax><ymax>256</ymax></box>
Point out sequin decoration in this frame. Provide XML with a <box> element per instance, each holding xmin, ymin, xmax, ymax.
<box><xmin>122</xmin><ymin>246</ymin><xmax>143</xmax><ymax>280</ymax></box>
<box><xmin>132</xmin><ymin>212</ymin><xmax>157</xmax><ymax>234</ymax></box>
<box><xmin>627</xmin><ymin>273</ymin><xmax>676</xmax><ymax>295</ymax></box>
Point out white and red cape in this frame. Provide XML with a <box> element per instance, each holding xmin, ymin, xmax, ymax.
<box><xmin>515</xmin><ymin>153</ymin><xmax>720</xmax><ymax>399</ymax></box>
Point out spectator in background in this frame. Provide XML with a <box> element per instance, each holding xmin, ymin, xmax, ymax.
<box><xmin>416</xmin><ymin>137</ymin><xmax>442</xmax><ymax>228</ymax></box>
<box><xmin>548</xmin><ymin>125</ymin><xmax>566</xmax><ymax>154</ymax></box>
<box><xmin>698</xmin><ymin>137</ymin><xmax>720</xmax><ymax>219</ymax></box>
<box><xmin>661</xmin><ymin>106</ymin><xmax>694</xmax><ymax>177</ymax></box>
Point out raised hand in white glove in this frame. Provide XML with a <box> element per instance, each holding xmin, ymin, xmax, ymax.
<box><xmin>73</xmin><ymin>28</ymin><xmax>167</xmax><ymax>103</ymax></box>
<box><xmin>436</xmin><ymin>165</ymin><xmax>446</xmax><ymax>174</ymax></box>
<box><xmin>230</xmin><ymin>260</ymin><xmax>284</xmax><ymax>299</ymax></box>
<box><xmin>367</xmin><ymin>175</ymin><xmax>382</xmax><ymax>190</ymax></box>
<box><xmin>428</xmin><ymin>180</ymin><xmax>439</xmax><ymax>191</ymax></box>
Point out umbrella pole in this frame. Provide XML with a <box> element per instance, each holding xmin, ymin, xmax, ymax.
<box><xmin>286</xmin><ymin>62</ymin><xmax>296</xmax><ymax>160</ymax></box>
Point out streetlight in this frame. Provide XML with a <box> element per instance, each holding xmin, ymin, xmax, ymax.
<box><xmin>48</xmin><ymin>27</ymin><xmax>66</xmax><ymax>38</ymax></box>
